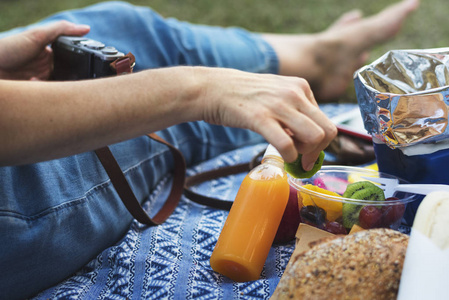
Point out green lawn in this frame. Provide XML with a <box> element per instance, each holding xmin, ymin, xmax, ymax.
<box><xmin>0</xmin><ymin>0</ymin><xmax>446</xmax><ymax>101</ymax></box>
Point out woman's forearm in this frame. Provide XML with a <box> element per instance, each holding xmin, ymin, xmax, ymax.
<box><xmin>1</xmin><ymin>65</ymin><xmax>338</xmax><ymax>168</ymax></box>
<box><xmin>0</xmin><ymin>66</ymin><xmax>202</xmax><ymax>166</ymax></box>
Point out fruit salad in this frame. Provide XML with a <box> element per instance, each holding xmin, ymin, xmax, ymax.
<box><xmin>297</xmin><ymin>181</ymin><xmax>406</xmax><ymax>234</ymax></box>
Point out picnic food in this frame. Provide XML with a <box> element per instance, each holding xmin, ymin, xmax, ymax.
<box><xmin>413</xmin><ymin>191</ymin><xmax>449</xmax><ymax>250</ymax></box>
<box><xmin>284</xmin><ymin>151</ymin><xmax>325</xmax><ymax>179</ymax></box>
<box><xmin>300</xmin><ymin>184</ymin><xmax>342</xmax><ymax>221</ymax></box>
<box><xmin>271</xmin><ymin>228</ymin><xmax>409</xmax><ymax>300</ymax></box>
<box><xmin>381</xmin><ymin>197</ymin><xmax>405</xmax><ymax>226</ymax></box>
<box><xmin>359</xmin><ymin>205</ymin><xmax>383</xmax><ymax>228</ymax></box>
<box><xmin>348</xmin><ymin>223</ymin><xmax>364</xmax><ymax>234</ymax></box>
<box><xmin>323</xmin><ymin>221</ymin><xmax>347</xmax><ymax>235</ymax></box>
<box><xmin>341</xmin><ymin>181</ymin><xmax>385</xmax><ymax>229</ymax></box>
<box><xmin>296</xmin><ymin>178</ymin><xmax>400</xmax><ymax>233</ymax></box>
<box><xmin>342</xmin><ymin>180</ymin><xmax>385</xmax><ymax>200</ymax></box>
<box><xmin>299</xmin><ymin>205</ymin><xmax>326</xmax><ymax>228</ymax></box>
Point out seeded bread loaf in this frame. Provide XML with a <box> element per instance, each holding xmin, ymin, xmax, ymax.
<box><xmin>271</xmin><ymin>228</ymin><xmax>409</xmax><ymax>300</ymax></box>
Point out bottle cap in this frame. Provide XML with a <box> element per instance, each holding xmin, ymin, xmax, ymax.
<box><xmin>263</xmin><ymin>144</ymin><xmax>282</xmax><ymax>159</ymax></box>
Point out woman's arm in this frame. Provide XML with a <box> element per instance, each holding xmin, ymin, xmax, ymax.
<box><xmin>0</xmin><ymin>20</ymin><xmax>336</xmax><ymax>168</ymax></box>
<box><xmin>0</xmin><ymin>66</ymin><xmax>336</xmax><ymax>168</ymax></box>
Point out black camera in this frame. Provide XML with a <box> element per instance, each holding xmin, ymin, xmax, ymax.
<box><xmin>52</xmin><ymin>36</ymin><xmax>125</xmax><ymax>80</ymax></box>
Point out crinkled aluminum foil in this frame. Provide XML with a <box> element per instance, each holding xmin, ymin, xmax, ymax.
<box><xmin>354</xmin><ymin>48</ymin><xmax>449</xmax><ymax>149</ymax></box>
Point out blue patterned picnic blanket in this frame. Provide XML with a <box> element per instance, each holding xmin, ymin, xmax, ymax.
<box><xmin>33</xmin><ymin>142</ymin><xmax>296</xmax><ymax>299</ymax></box>
<box><xmin>32</xmin><ymin>103</ymin><xmax>375</xmax><ymax>299</ymax></box>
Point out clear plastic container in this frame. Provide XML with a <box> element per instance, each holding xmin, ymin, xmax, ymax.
<box><xmin>289</xmin><ymin>166</ymin><xmax>418</xmax><ymax>233</ymax></box>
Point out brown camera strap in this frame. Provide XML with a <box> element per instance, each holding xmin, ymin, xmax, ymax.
<box><xmin>110</xmin><ymin>52</ymin><xmax>136</xmax><ymax>75</ymax></box>
<box><xmin>95</xmin><ymin>54</ymin><xmax>186</xmax><ymax>226</ymax></box>
<box><xmin>95</xmin><ymin>133</ymin><xmax>186</xmax><ymax>226</ymax></box>
<box><xmin>183</xmin><ymin>150</ymin><xmax>264</xmax><ymax>210</ymax></box>
<box><xmin>95</xmin><ymin>137</ymin><xmax>262</xmax><ymax>224</ymax></box>
<box><xmin>95</xmin><ymin>139</ymin><xmax>260</xmax><ymax>227</ymax></box>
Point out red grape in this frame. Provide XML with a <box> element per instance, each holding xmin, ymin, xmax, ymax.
<box><xmin>324</xmin><ymin>221</ymin><xmax>347</xmax><ymax>235</ymax></box>
<box><xmin>359</xmin><ymin>205</ymin><xmax>383</xmax><ymax>229</ymax></box>
<box><xmin>382</xmin><ymin>203</ymin><xmax>406</xmax><ymax>227</ymax></box>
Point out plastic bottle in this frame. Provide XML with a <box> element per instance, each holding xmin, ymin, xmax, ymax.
<box><xmin>210</xmin><ymin>145</ymin><xmax>290</xmax><ymax>282</ymax></box>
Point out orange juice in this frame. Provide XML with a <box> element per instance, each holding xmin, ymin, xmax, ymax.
<box><xmin>210</xmin><ymin>146</ymin><xmax>290</xmax><ymax>282</ymax></box>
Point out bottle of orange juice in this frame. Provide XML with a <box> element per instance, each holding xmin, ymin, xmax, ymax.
<box><xmin>210</xmin><ymin>145</ymin><xmax>290</xmax><ymax>282</ymax></box>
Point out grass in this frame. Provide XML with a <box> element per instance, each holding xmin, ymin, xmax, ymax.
<box><xmin>0</xmin><ymin>0</ymin><xmax>446</xmax><ymax>101</ymax></box>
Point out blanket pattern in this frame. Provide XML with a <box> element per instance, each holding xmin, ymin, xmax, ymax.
<box><xmin>34</xmin><ymin>103</ymin><xmax>409</xmax><ymax>299</ymax></box>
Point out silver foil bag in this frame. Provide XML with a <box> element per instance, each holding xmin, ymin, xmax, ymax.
<box><xmin>354</xmin><ymin>48</ymin><xmax>449</xmax><ymax>149</ymax></box>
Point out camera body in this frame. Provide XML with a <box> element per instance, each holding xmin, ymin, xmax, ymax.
<box><xmin>52</xmin><ymin>36</ymin><xmax>125</xmax><ymax>80</ymax></box>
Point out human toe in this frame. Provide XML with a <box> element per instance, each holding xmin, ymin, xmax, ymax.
<box><xmin>329</xmin><ymin>9</ymin><xmax>363</xmax><ymax>29</ymax></box>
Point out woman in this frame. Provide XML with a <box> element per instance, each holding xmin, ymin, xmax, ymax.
<box><xmin>0</xmin><ymin>0</ymin><xmax>418</xmax><ymax>298</ymax></box>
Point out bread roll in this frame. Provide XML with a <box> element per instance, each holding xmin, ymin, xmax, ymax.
<box><xmin>271</xmin><ymin>228</ymin><xmax>409</xmax><ymax>300</ymax></box>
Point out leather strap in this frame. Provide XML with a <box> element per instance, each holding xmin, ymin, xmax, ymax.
<box><xmin>183</xmin><ymin>149</ymin><xmax>265</xmax><ymax>211</ymax></box>
<box><xmin>94</xmin><ymin>133</ymin><xmax>185</xmax><ymax>226</ymax></box>
<box><xmin>94</xmin><ymin>53</ymin><xmax>185</xmax><ymax>226</ymax></box>
<box><xmin>110</xmin><ymin>52</ymin><xmax>136</xmax><ymax>75</ymax></box>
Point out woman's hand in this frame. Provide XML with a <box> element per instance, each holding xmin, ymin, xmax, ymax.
<box><xmin>0</xmin><ymin>21</ymin><xmax>90</xmax><ymax>80</ymax></box>
<box><xmin>196</xmin><ymin>67</ymin><xmax>338</xmax><ymax>170</ymax></box>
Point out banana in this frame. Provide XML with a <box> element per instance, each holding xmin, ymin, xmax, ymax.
<box><xmin>412</xmin><ymin>191</ymin><xmax>449</xmax><ymax>250</ymax></box>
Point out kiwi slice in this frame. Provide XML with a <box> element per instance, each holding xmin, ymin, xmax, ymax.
<box><xmin>341</xmin><ymin>181</ymin><xmax>385</xmax><ymax>229</ymax></box>
<box><xmin>284</xmin><ymin>151</ymin><xmax>325</xmax><ymax>179</ymax></box>
<box><xmin>343</xmin><ymin>181</ymin><xmax>385</xmax><ymax>200</ymax></box>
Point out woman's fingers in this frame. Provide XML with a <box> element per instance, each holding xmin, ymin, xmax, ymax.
<box><xmin>34</xmin><ymin>21</ymin><xmax>91</xmax><ymax>45</ymax></box>
<box><xmin>258</xmin><ymin>109</ymin><xmax>335</xmax><ymax>169</ymax></box>
<box><xmin>255</xmin><ymin>77</ymin><xmax>337</xmax><ymax>167</ymax></box>
<box><xmin>281</xmin><ymin>78</ymin><xmax>336</xmax><ymax>163</ymax></box>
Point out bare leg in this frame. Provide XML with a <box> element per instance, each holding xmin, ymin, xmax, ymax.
<box><xmin>263</xmin><ymin>0</ymin><xmax>419</xmax><ymax>101</ymax></box>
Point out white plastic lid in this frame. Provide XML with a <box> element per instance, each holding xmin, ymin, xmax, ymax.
<box><xmin>263</xmin><ymin>144</ymin><xmax>282</xmax><ymax>159</ymax></box>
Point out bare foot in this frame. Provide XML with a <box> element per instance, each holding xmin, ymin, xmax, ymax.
<box><xmin>263</xmin><ymin>0</ymin><xmax>419</xmax><ymax>101</ymax></box>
